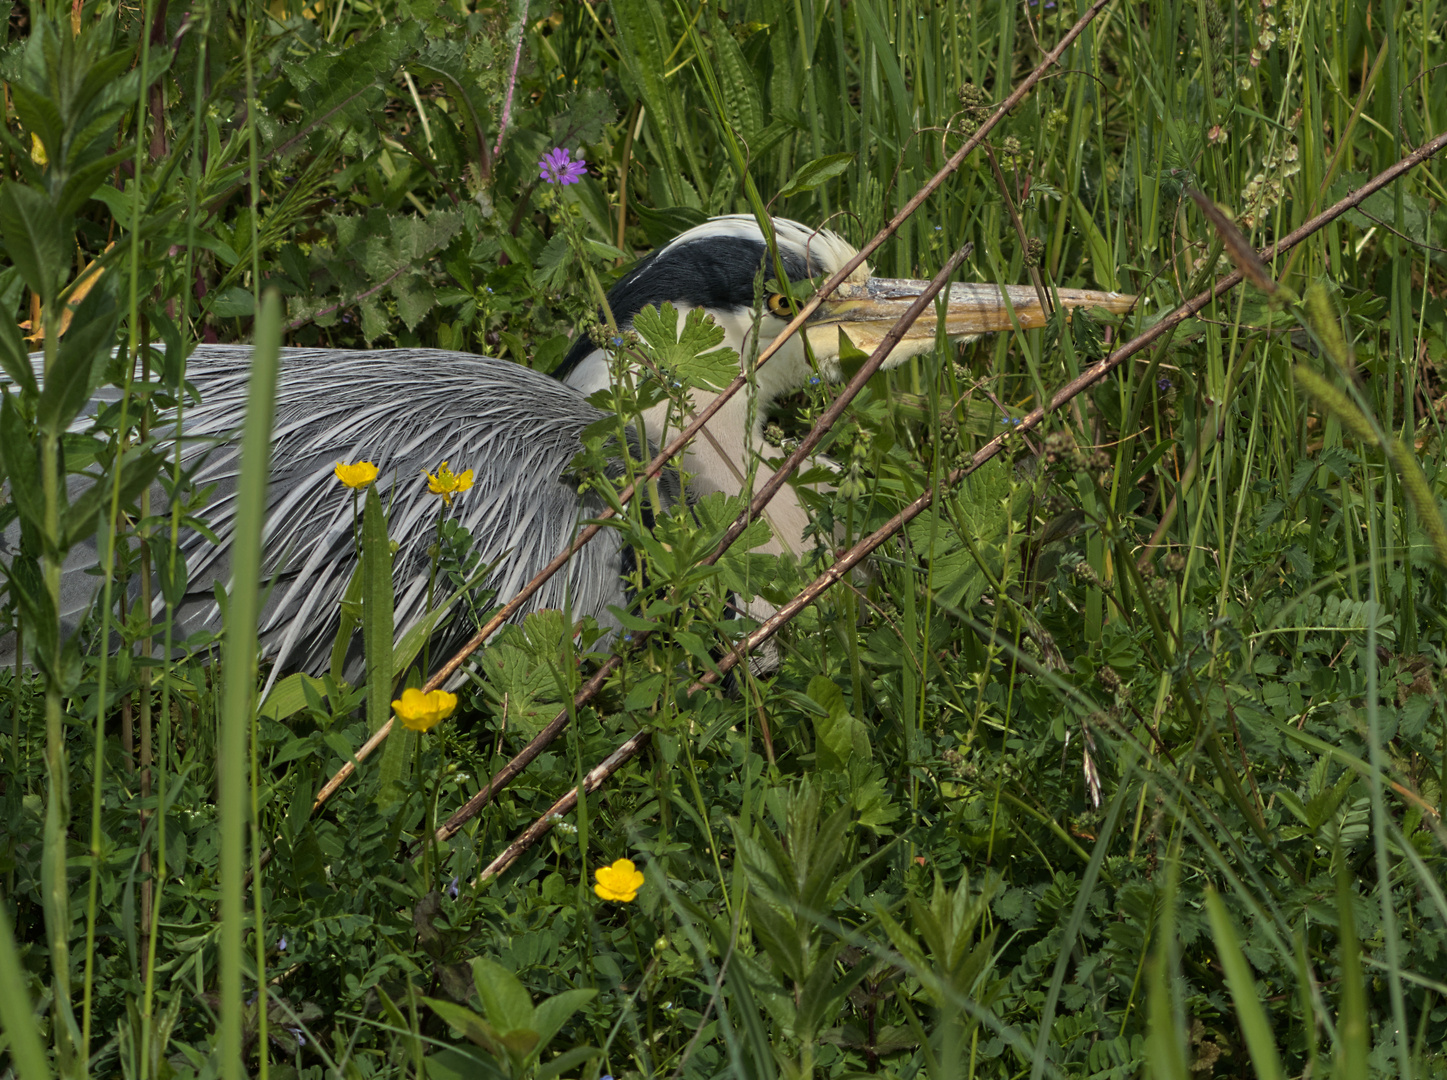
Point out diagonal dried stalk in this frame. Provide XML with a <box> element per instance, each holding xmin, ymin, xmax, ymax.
<box><xmin>309</xmin><ymin>0</ymin><xmax>1115</xmax><ymax>816</ymax></box>
<box><xmin>468</xmin><ymin>128</ymin><xmax>1447</xmax><ymax>886</ymax></box>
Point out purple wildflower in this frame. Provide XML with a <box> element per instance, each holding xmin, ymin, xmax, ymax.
<box><xmin>539</xmin><ymin>147</ymin><xmax>587</xmax><ymax>186</ymax></box>
<box><xmin>447</xmin><ymin>875</ymin><xmax>460</xmax><ymax>899</ymax></box>
<box><xmin>1157</xmin><ymin>377</ymin><xmax>1173</xmax><ymax>392</ymax></box>
<box><xmin>278</xmin><ymin>934</ymin><xmax>288</xmax><ymax>951</ymax></box>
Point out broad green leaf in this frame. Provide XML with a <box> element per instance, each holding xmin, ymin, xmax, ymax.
<box><xmin>422</xmin><ymin>996</ymin><xmax>504</xmax><ymax>1055</ymax></box>
<box><xmin>631</xmin><ymin>302</ymin><xmax>735</xmax><ymax>390</ymax></box>
<box><xmin>1070</xmin><ymin>193</ymin><xmax>1120</xmax><ymax>292</ymax></box>
<box><xmin>634</xmin><ymin>204</ymin><xmax>708</xmax><ymax>247</ymax></box>
<box><xmin>535</xmin><ymin>1045</ymin><xmax>600</xmax><ymax>1080</ymax></box>
<box><xmin>423</xmin><ymin>1046</ymin><xmax>508</xmax><ymax>1080</ymax></box>
<box><xmin>148</xmin><ymin>531</ymin><xmax>190</xmax><ymax>608</ymax></box>
<box><xmin>806</xmin><ymin>674</ymin><xmax>870</xmax><ymax>772</ymax></box>
<box><xmin>471</xmin><ymin>957</ymin><xmax>536</xmax><ymax>1035</ymax></box>
<box><xmin>0</xmin><ymin>183</ymin><xmax>66</xmax><ymax>304</ymax></box>
<box><xmin>709</xmin><ymin>28</ymin><xmax>764</xmax><ymax>142</ymax></box>
<box><xmin>209</xmin><ymin>287</ymin><xmax>255</xmax><ymax>318</ymax></box>
<box><xmin>36</xmin><ymin>272</ymin><xmax>118</xmax><ymax>434</ymax></box>
<box><xmin>611</xmin><ymin>0</ymin><xmax>685</xmax><ymax>200</ymax></box>
<box><xmin>776</xmin><ymin>153</ymin><xmax>855</xmax><ymax>200</ymax></box>
<box><xmin>260</xmin><ymin>673</ymin><xmax>332</xmax><ymax>722</ymax></box>
<box><xmin>530</xmin><ymin>988</ymin><xmax>598</xmax><ymax>1056</ymax></box>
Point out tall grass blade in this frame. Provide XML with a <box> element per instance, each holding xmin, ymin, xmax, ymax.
<box><xmin>1334</xmin><ymin>863</ymin><xmax>1370</xmax><ymax>1078</ymax></box>
<box><xmin>1203</xmin><ymin>887</ymin><xmax>1286</xmax><ymax>1080</ymax></box>
<box><xmin>1144</xmin><ymin>851</ymin><xmax>1188</xmax><ymax>1080</ymax></box>
<box><xmin>0</xmin><ymin>902</ymin><xmax>54</xmax><ymax>1080</ymax></box>
<box><xmin>217</xmin><ymin>290</ymin><xmax>282</xmax><ymax>1080</ymax></box>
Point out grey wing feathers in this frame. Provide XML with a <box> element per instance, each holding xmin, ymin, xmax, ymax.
<box><xmin>6</xmin><ymin>345</ymin><xmax>665</xmax><ymax>685</ymax></box>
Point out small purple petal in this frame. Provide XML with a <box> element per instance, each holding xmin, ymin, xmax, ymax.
<box><xmin>539</xmin><ymin>147</ymin><xmax>587</xmax><ymax>185</ymax></box>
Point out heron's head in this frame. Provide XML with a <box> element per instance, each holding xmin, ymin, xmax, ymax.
<box><xmin>557</xmin><ymin>215</ymin><xmax>1136</xmax><ymax>408</ymax></box>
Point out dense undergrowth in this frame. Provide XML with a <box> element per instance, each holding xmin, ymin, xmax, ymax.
<box><xmin>2</xmin><ymin>0</ymin><xmax>1447</xmax><ymax>1077</ymax></box>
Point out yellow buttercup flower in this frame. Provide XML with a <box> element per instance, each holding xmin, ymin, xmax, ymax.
<box><xmin>392</xmin><ymin>687</ymin><xmax>458</xmax><ymax>733</ymax></box>
<box><xmin>335</xmin><ymin>460</ymin><xmax>379</xmax><ymax>489</ymax></box>
<box><xmin>424</xmin><ymin>461</ymin><xmax>475</xmax><ymax>506</ymax></box>
<box><xmin>594</xmin><ymin>858</ymin><xmax>645</xmax><ymax>903</ymax></box>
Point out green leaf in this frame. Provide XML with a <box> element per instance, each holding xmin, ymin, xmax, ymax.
<box><xmin>260</xmin><ymin>673</ymin><xmax>332</xmax><ymax>722</ymax></box>
<box><xmin>36</xmin><ymin>271</ymin><xmax>118</xmax><ymax>434</ymax></box>
<box><xmin>535</xmin><ymin>1045</ymin><xmax>600</xmax><ymax>1080</ymax></box>
<box><xmin>148</xmin><ymin>531</ymin><xmax>190</xmax><ymax>608</ymax></box>
<box><xmin>806</xmin><ymin>674</ymin><xmax>870</xmax><ymax>772</ymax></box>
<box><xmin>209</xmin><ymin>287</ymin><xmax>255</xmax><ymax>318</ymax></box>
<box><xmin>1335</xmin><ymin>866</ymin><xmax>1370</xmax><ymax>1078</ymax></box>
<box><xmin>530</xmin><ymin>988</ymin><xmax>598</xmax><ymax>1057</ymax></box>
<box><xmin>216</xmin><ymin>291</ymin><xmax>282</xmax><ymax>1073</ymax></box>
<box><xmin>708</xmin><ymin>28</ymin><xmax>764</xmax><ymax>142</ymax></box>
<box><xmin>392</xmin><ymin>272</ymin><xmax>435</xmax><ymax>330</ymax></box>
<box><xmin>0</xmin><ymin>183</ymin><xmax>66</xmax><ymax>305</ymax></box>
<box><xmin>1070</xmin><ymin>193</ymin><xmax>1120</xmax><ymax>292</ymax></box>
<box><xmin>0</xmin><ymin>391</ymin><xmax>44</xmax><ymax>538</ymax></box>
<box><xmin>61</xmin><ymin>450</ymin><xmax>164</xmax><ymax>550</ymax></box>
<box><xmin>422</xmin><ymin>1046</ymin><xmax>507</xmax><ymax>1080</ymax></box>
<box><xmin>633</xmin><ymin>204</ymin><xmax>709</xmax><ymax>248</ymax></box>
<box><xmin>471</xmin><ymin>957</ymin><xmax>535</xmax><ymax>1035</ymax></box>
<box><xmin>422</xmin><ymin>997</ymin><xmax>504</xmax><ymax>1055</ymax></box>
<box><xmin>776</xmin><ymin>153</ymin><xmax>855</xmax><ymax>200</ymax></box>
<box><xmin>0</xmin><ymin>311</ymin><xmax>37</xmax><ymax>398</ymax></box>
<box><xmin>631</xmin><ymin>302</ymin><xmax>734</xmax><ymax>390</ymax></box>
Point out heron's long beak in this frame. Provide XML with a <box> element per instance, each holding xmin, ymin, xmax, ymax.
<box><xmin>806</xmin><ymin>278</ymin><xmax>1137</xmax><ymax>357</ymax></box>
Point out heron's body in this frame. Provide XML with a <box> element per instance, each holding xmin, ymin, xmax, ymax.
<box><xmin>1</xmin><ymin>215</ymin><xmax>1133</xmax><ymax>682</ymax></box>
<box><xmin>4</xmin><ymin>347</ymin><xmax>679</xmax><ymax>683</ymax></box>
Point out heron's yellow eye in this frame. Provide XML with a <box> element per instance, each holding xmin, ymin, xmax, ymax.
<box><xmin>766</xmin><ymin>293</ymin><xmax>793</xmax><ymax>318</ymax></box>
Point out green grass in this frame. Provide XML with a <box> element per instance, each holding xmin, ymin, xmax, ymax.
<box><xmin>3</xmin><ymin>0</ymin><xmax>1447</xmax><ymax>1077</ymax></box>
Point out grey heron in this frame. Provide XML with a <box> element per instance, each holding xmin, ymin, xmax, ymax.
<box><xmin>6</xmin><ymin>215</ymin><xmax>1133</xmax><ymax>683</ymax></box>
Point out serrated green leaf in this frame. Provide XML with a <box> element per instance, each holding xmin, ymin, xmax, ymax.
<box><xmin>631</xmin><ymin>302</ymin><xmax>735</xmax><ymax>390</ymax></box>
<box><xmin>392</xmin><ymin>273</ymin><xmax>435</xmax><ymax>330</ymax></box>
